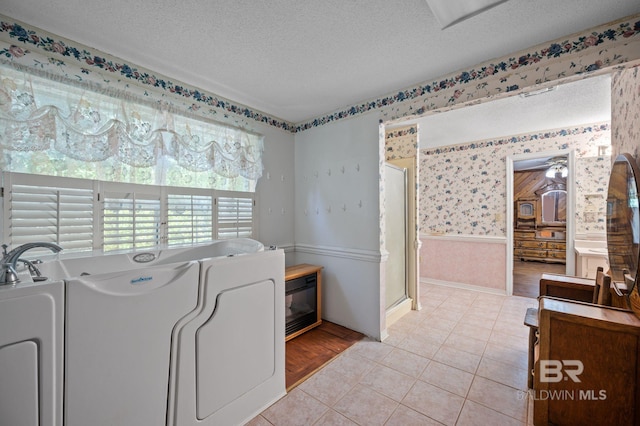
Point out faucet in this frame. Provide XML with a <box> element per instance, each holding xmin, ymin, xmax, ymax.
<box><xmin>19</xmin><ymin>259</ymin><xmax>43</xmax><ymax>278</ymax></box>
<box><xmin>0</xmin><ymin>242</ymin><xmax>63</xmax><ymax>285</ymax></box>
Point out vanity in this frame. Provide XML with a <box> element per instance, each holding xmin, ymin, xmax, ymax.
<box><xmin>529</xmin><ymin>153</ymin><xmax>640</xmax><ymax>426</ymax></box>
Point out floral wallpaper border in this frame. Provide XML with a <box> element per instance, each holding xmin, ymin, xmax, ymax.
<box><xmin>0</xmin><ymin>14</ymin><xmax>638</xmax><ymax>133</ymax></box>
<box><xmin>0</xmin><ymin>18</ymin><xmax>296</xmax><ymax>133</ymax></box>
<box><xmin>297</xmin><ymin>18</ymin><xmax>640</xmax><ymax>132</ymax></box>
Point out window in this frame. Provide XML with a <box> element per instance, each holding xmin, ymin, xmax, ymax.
<box><xmin>0</xmin><ymin>45</ymin><xmax>263</xmax><ymax>258</ymax></box>
<box><xmin>102</xmin><ymin>186</ymin><xmax>162</xmax><ymax>252</ymax></box>
<box><xmin>216</xmin><ymin>194</ymin><xmax>255</xmax><ymax>239</ymax></box>
<box><xmin>167</xmin><ymin>193</ymin><xmax>214</xmax><ymax>246</ymax></box>
<box><xmin>3</xmin><ymin>173</ymin><xmax>96</xmax><ymax>251</ymax></box>
<box><xmin>1</xmin><ymin>172</ymin><xmax>256</xmax><ymax>254</ymax></box>
<box><xmin>0</xmin><ymin>64</ymin><xmax>263</xmax><ymax>192</ymax></box>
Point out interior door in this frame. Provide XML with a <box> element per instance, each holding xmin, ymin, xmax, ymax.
<box><xmin>385</xmin><ymin>163</ymin><xmax>407</xmax><ymax>309</ymax></box>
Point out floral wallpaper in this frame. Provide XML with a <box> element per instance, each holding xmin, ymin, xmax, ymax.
<box><xmin>384</xmin><ymin>124</ymin><xmax>420</xmax><ymax>251</ymax></box>
<box><xmin>385</xmin><ymin>125</ymin><xmax>417</xmax><ymax>161</ymax></box>
<box><xmin>611</xmin><ymin>66</ymin><xmax>640</xmax><ymax>165</ymax></box>
<box><xmin>419</xmin><ymin>123</ymin><xmax>611</xmax><ymax>237</ymax></box>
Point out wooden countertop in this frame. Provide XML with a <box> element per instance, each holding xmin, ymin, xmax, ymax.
<box><xmin>285</xmin><ymin>264</ymin><xmax>323</xmax><ymax>281</ymax></box>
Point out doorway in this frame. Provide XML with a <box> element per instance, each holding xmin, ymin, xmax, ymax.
<box><xmin>506</xmin><ymin>150</ymin><xmax>576</xmax><ymax>297</ymax></box>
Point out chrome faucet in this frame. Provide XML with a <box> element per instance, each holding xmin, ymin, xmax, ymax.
<box><xmin>0</xmin><ymin>242</ymin><xmax>63</xmax><ymax>285</ymax></box>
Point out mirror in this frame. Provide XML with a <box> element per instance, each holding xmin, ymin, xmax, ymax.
<box><xmin>606</xmin><ymin>154</ymin><xmax>640</xmax><ymax>294</ymax></box>
<box><xmin>541</xmin><ymin>189</ymin><xmax>567</xmax><ymax>224</ymax></box>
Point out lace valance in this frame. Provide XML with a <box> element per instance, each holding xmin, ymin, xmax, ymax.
<box><xmin>0</xmin><ymin>64</ymin><xmax>263</xmax><ymax>190</ymax></box>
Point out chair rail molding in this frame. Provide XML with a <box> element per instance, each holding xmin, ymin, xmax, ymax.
<box><xmin>294</xmin><ymin>243</ymin><xmax>383</xmax><ymax>263</ymax></box>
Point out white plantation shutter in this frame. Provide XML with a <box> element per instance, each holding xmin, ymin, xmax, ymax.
<box><xmin>4</xmin><ymin>173</ymin><xmax>95</xmax><ymax>253</ymax></box>
<box><xmin>102</xmin><ymin>189</ymin><xmax>161</xmax><ymax>252</ymax></box>
<box><xmin>2</xmin><ymin>172</ymin><xmax>257</xmax><ymax>253</ymax></box>
<box><xmin>216</xmin><ymin>195</ymin><xmax>254</xmax><ymax>239</ymax></box>
<box><xmin>167</xmin><ymin>193</ymin><xmax>213</xmax><ymax>246</ymax></box>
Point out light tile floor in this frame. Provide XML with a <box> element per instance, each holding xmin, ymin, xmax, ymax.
<box><xmin>248</xmin><ymin>283</ymin><xmax>537</xmax><ymax>425</ymax></box>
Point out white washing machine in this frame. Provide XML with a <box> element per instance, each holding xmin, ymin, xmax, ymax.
<box><xmin>167</xmin><ymin>249</ymin><xmax>286</xmax><ymax>426</ymax></box>
<box><xmin>64</xmin><ymin>260</ymin><xmax>200</xmax><ymax>426</ymax></box>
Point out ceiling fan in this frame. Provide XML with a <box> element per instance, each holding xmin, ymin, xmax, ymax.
<box><xmin>544</xmin><ymin>157</ymin><xmax>568</xmax><ymax>178</ymax></box>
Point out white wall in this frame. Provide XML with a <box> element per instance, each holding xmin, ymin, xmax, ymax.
<box><xmin>254</xmin><ymin>125</ymin><xmax>296</xmax><ymax>255</ymax></box>
<box><xmin>293</xmin><ymin>113</ymin><xmax>384</xmax><ymax>339</ymax></box>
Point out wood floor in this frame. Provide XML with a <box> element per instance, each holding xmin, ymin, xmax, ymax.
<box><xmin>513</xmin><ymin>259</ymin><xmax>566</xmax><ymax>298</ymax></box>
<box><xmin>285</xmin><ymin>321</ymin><xmax>364</xmax><ymax>391</ymax></box>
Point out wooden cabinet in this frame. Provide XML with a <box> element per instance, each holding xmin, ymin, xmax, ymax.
<box><xmin>534</xmin><ymin>297</ymin><xmax>640</xmax><ymax>425</ymax></box>
<box><xmin>514</xmin><ymin>230</ymin><xmax>566</xmax><ymax>263</ymax></box>
<box><xmin>284</xmin><ymin>264</ymin><xmax>322</xmax><ymax>341</ymax></box>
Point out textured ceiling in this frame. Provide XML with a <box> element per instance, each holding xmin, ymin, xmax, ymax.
<box><xmin>1</xmin><ymin>1</ymin><xmax>639</xmax><ymax>123</ymax></box>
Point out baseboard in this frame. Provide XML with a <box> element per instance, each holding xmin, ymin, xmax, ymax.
<box><xmin>385</xmin><ymin>298</ymin><xmax>413</xmax><ymax>328</ymax></box>
<box><xmin>420</xmin><ymin>277</ymin><xmax>508</xmax><ymax>296</ymax></box>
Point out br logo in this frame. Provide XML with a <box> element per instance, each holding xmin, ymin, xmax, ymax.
<box><xmin>539</xmin><ymin>360</ymin><xmax>583</xmax><ymax>383</ymax></box>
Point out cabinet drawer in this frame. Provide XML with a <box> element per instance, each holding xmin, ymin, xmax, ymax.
<box><xmin>515</xmin><ymin>249</ymin><xmax>547</xmax><ymax>258</ymax></box>
<box><xmin>546</xmin><ymin>242</ymin><xmax>566</xmax><ymax>250</ymax></box>
<box><xmin>519</xmin><ymin>240</ymin><xmax>546</xmax><ymax>249</ymax></box>
<box><xmin>514</xmin><ymin>231</ymin><xmax>535</xmax><ymax>239</ymax></box>
<box><xmin>547</xmin><ymin>250</ymin><xmax>566</xmax><ymax>260</ymax></box>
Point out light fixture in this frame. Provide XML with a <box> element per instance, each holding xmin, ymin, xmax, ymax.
<box><xmin>544</xmin><ymin>156</ymin><xmax>568</xmax><ymax>178</ymax></box>
<box><xmin>425</xmin><ymin>0</ymin><xmax>509</xmax><ymax>29</ymax></box>
<box><xmin>546</xmin><ymin>164</ymin><xmax>568</xmax><ymax>178</ymax></box>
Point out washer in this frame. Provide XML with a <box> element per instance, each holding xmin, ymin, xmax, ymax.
<box><xmin>64</xmin><ymin>260</ymin><xmax>200</xmax><ymax>426</ymax></box>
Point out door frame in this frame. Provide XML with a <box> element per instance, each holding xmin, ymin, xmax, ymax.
<box><xmin>506</xmin><ymin>148</ymin><xmax>576</xmax><ymax>295</ymax></box>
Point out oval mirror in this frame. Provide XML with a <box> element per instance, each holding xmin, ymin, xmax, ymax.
<box><xmin>606</xmin><ymin>153</ymin><xmax>640</xmax><ymax>310</ymax></box>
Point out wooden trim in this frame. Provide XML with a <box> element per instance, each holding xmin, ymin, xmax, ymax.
<box><xmin>285</xmin><ymin>264</ymin><xmax>323</xmax><ymax>342</ymax></box>
<box><xmin>539</xmin><ymin>273</ymin><xmax>595</xmax><ymax>302</ymax></box>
